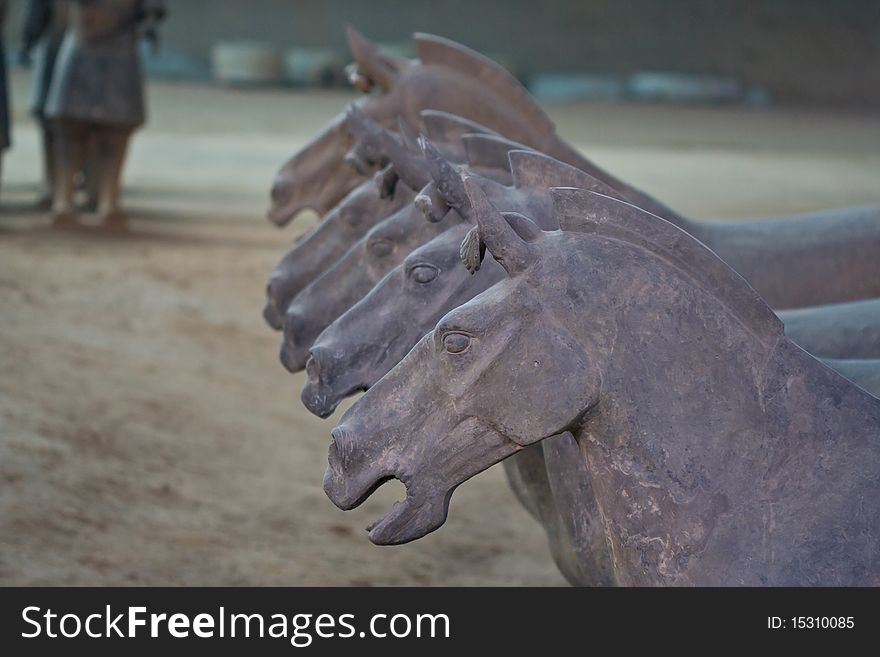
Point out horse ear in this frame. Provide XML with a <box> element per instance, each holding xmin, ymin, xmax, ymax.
<box><xmin>346</xmin><ymin>25</ymin><xmax>404</xmax><ymax>91</ymax></box>
<box><xmin>344</xmin><ymin>103</ymin><xmax>375</xmax><ymax>140</ymax></box>
<box><xmin>419</xmin><ymin>136</ymin><xmax>468</xmax><ymax>212</ymax></box>
<box><xmin>384</xmin><ymin>134</ymin><xmax>430</xmax><ymax>191</ymax></box>
<box><xmin>421</xmin><ymin>110</ymin><xmax>497</xmax><ymax>142</ymax></box>
<box><xmin>343</xmin><ymin>104</ymin><xmax>386</xmax><ymax>173</ymax></box>
<box><xmin>414</xmin><ymin>32</ymin><xmax>556</xmax><ymax>135</ymax></box>
<box><xmin>509</xmin><ymin>150</ymin><xmax>624</xmax><ymax>199</ymax></box>
<box><xmin>463</xmin><ymin>176</ymin><xmax>533</xmax><ymax>276</ymax></box>
<box><xmin>503</xmin><ymin>212</ymin><xmax>542</xmax><ymax>241</ymax></box>
<box><xmin>420</xmin><ymin>111</ymin><xmax>495</xmax><ymax>162</ymax></box>
<box><xmin>397</xmin><ymin>117</ymin><xmax>421</xmax><ymax>154</ymax></box>
<box><xmin>459</xmin><ymin>212</ymin><xmax>540</xmax><ymax>274</ymax></box>
<box><xmin>463</xmin><ymin>134</ymin><xmax>527</xmax><ymax>173</ymax></box>
<box><xmin>345</xmin><ymin>105</ymin><xmax>428</xmax><ymax>189</ymax></box>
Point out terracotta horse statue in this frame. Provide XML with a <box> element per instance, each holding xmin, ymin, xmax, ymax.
<box><xmin>263</xmin><ymin>109</ymin><xmax>508</xmax><ymax>329</ymax></box>
<box><xmin>323</xmin><ymin>177</ymin><xmax>880</xmax><ymax>586</ymax></box>
<box><xmin>301</xmin><ymin>140</ymin><xmax>880</xmax><ymax>417</ymax></box>
<box><xmin>263</xmin><ymin>180</ymin><xmax>414</xmax><ymax>330</ymax></box>
<box><xmin>399</xmin><ymin>127</ymin><xmax>880</xmax><ymax>348</ymax></box>
<box><xmin>278</xmin><ymin>95</ymin><xmax>880</xmax><ymax>583</ymax></box>
<box><xmin>300</xmin><ymin>144</ymin><xmax>629</xmax><ymax>416</ymax></box>
<box><xmin>270</xmin><ymin>28</ymin><xmax>880</xmax><ymax>308</ymax></box>
<box><xmin>300</xmin><ymin>141</ymin><xmax>880</xmax><ymax>583</ymax></box>
<box><xmin>267</xmin><ymin>27</ymin><xmax>641</xmax><ymax>224</ymax></box>
<box><xmin>281</xmin><ymin>116</ymin><xmax>880</xmax><ymax>582</ymax></box>
<box><xmin>279</xmin><ymin>193</ymin><xmax>464</xmax><ymax>372</ymax></box>
<box><xmin>277</xmin><ymin>129</ymin><xmax>526</xmax><ymax>371</ymax></box>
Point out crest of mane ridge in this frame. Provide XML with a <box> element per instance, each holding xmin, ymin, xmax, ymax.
<box><xmin>414</xmin><ymin>33</ymin><xmax>557</xmax><ymax>136</ymax></box>
<box><xmin>550</xmin><ymin>187</ymin><xmax>784</xmax><ymax>343</ymax></box>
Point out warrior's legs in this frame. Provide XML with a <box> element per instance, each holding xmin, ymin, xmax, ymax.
<box><xmin>37</xmin><ymin>118</ymin><xmax>55</xmax><ymax>209</ymax></box>
<box><xmin>51</xmin><ymin>120</ymin><xmax>88</xmax><ymax>226</ymax></box>
<box><xmin>94</xmin><ymin>126</ymin><xmax>132</xmax><ymax>228</ymax></box>
<box><xmin>81</xmin><ymin>134</ymin><xmax>100</xmax><ymax>211</ymax></box>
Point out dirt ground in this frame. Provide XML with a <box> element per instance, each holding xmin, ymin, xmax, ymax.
<box><xmin>1</xmin><ymin>71</ymin><xmax>879</xmax><ymax>586</ymax></box>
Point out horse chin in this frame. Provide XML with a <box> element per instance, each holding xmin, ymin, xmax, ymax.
<box><xmin>366</xmin><ymin>488</ymin><xmax>449</xmax><ymax>546</ymax></box>
<box><xmin>324</xmin><ymin>449</ymin><xmax>448</xmax><ymax>546</ymax></box>
<box><xmin>301</xmin><ymin>379</ymin><xmax>364</xmax><ymax>419</ymax></box>
<box><xmin>323</xmin><ymin>432</ymin><xmax>447</xmax><ymax>544</ymax></box>
<box><xmin>361</xmin><ymin>418</ymin><xmax>516</xmax><ymax>544</ymax></box>
<box><xmin>267</xmin><ymin>200</ymin><xmax>311</xmax><ymax>227</ymax></box>
<box><xmin>301</xmin><ymin>383</ymin><xmax>337</xmax><ymax>419</ymax></box>
<box><xmin>268</xmin><ymin>185</ymin><xmax>343</xmax><ymax>226</ymax></box>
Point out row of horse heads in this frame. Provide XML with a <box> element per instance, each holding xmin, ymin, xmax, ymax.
<box><xmin>261</xmin><ymin>28</ymin><xmax>880</xmax><ymax>586</ymax></box>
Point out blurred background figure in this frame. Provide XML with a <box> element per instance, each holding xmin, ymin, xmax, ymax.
<box><xmin>1</xmin><ymin>0</ymin><xmax>10</xmax><ymax>194</ymax></box>
<box><xmin>19</xmin><ymin>0</ymin><xmax>70</xmax><ymax>209</ymax></box>
<box><xmin>45</xmin><ymin>0</ymin><xmax>165</xmax><ymax>229</ymax></box>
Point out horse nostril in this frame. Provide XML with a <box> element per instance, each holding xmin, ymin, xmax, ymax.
<box><xmin>284</xmin><ymin>308</ymin><xmax>314</xmax><ymax>350</ymax></box>
<box><xmin>306</xmin><ymin>354</ymin><xmax>321</xmax><ymax>384</ymax></box>
<box><xmin>330</xmin><ymin>426</ymin><xmax>351</xmax><ymax>452</ymax></box>
<box><xmin>266</xmin><ymin>275</ymin><xmax>283</xmax><ymax>306</ymax></box>
<box><xmin>284</xmin><ymin>311</ymin><xmax>304</xmax><ymax>343</ymax></box>
<box><xmin>326</xmin><ymin>432</ymin><xmax>343</xmax><ymax>471</ymax></box>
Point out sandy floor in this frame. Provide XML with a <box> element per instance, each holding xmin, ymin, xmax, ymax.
<box><xmin>1</xmin><ymin>72</ymin><xmax>879</xmax><ymax>585</ymax></box>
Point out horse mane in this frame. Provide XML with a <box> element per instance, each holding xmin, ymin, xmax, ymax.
<box><xmin>463</xmin><ymin>134</ymin><xmax>528</xmax><ymax>172</ymax></box>
<box><xmin>413</xmin><ymin>33</ymin><xmax>557</xmax><ymax>136</ymax></box>
<box><xmin>421</xmin><ymin>110</ymin><xmax>497</xmax><ymax>141</ymax></box>
<box><xmin>421</xmin><ymin>111</ymin><xmax>497</xmax><ymax>162</ymax></box>
<box><xmin>508</xmin><ymin>151</ymin><xmax>624</xmax><ymax>199</ymax></box>
<box><xmin>550</xmin><ymin>188</ymin><xmax>783</xmax><ymax>342</ymax></box>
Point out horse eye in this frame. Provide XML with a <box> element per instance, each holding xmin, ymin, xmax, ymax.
<box><xmin>442</xmin><ymin>332</ymin><xmax>471</xmax><ymax>354</ymax></box>
<box><xmin>410</xmin><ymin>264</ymin><xmax>439</xmax><ymax>284</ymax></box>
<box><xmin>368</xmin><ymin>238</ymin><xmax>394</xmax><ymax>257</ymax></box>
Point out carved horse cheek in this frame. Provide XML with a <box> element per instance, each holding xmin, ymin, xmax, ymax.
<box><xmin>507</xmin><ymin>338</ymin><xmax>599</xmax><ymax>440</ymax></box>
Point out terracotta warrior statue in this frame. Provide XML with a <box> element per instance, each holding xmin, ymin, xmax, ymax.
<box><xmin>20</xmin><ymin>0</ymin><xmax>73</xmax><ymax>207</ymax></box>
<box><xmin>0</xmin><ymin>0</ymin><xmax>9</xmax><ymax>192</ymax></box>
<box><xmin>45</xmin><ymin>0</ymin><xmax>165</xmax><ymax>228</ymax></box>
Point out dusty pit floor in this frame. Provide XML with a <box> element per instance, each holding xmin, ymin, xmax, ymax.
<box><xmin>1</xmin><ymin>72</ymin><xmax>880</xmax><ymax>585</ymax></box>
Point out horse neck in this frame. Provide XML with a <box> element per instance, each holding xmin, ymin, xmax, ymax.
<box><xmin>481</xmin><ymin>179</ymin><xmax>558</xmax><ymax>230</ymax></box>
<box><xmin>572</xmin><ymin>301</ymin><xmax>880</xmax><ymax>584</ymax></box>
<box><xmin>398</xmin><ymin>67</ymin><xmax>686</xmax><ymax>227</ymax></box>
